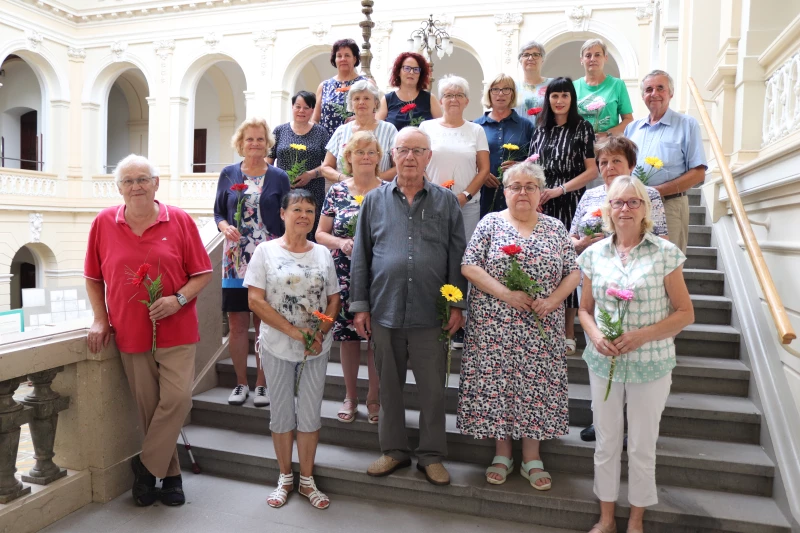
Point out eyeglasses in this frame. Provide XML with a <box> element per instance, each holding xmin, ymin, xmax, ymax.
<box><xmin>490</xmin><ymin>87</ymin><xmax>513</xmax><ymax>95</ymax></box>
<box><xmin>120</xmin><ymin>177</ymin><xmax>155</xmax><ymax>188</ymax></box>
<box><xmin>506</xmin><ymin>184</ymin><xmax>540</xmax><ymax>194</ymax></box>
<box><xmin>521</xmin><ymin>52</ymin><xmax>543</xmax><ymax>60</ymax></box>
<box><xmin>442</xmin><ymin>93</ymin><xmax>466</xmax><ymax>100</ymax></box>
<box><xmin>401</xmin><ymin>65</ymin><xmax>421</xmax><ymax>74</ymax></box>
<box><xmin>353</xmin><ymin>150</ymin><xmax>378</xmax><ymax>157</ymax></box>
<box><xmin>393</xmin><ymin>147</ymin><xmax>429</xmax><ymax>157</ymax></box>
<box><xmin>610</xmin><ymin>198</ymin><xmax>643</xmax><ymax>209</ymax></box>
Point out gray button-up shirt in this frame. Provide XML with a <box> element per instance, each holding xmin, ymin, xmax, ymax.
<box><xmin>349</xmin><ymin>177</ymin><xmax>468</xmax><ymax>329</ymax></box>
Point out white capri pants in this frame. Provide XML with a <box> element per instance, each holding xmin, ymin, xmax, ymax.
<box><xmin>589</xmin><ymin>370</ymin><xmax>671</xmax><ymax>508</ymax></box>
<box><xmin>462</xmin><ymin>200</ymin><xmax>480</xmax><ymax>243</ymax></box>
<box><xmin>261</xmin><ymin>350</ymin><xmax>329</xmax><ymax>433</ymax></box>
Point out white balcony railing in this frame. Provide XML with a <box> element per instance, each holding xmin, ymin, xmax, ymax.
<box><xmin>180</xmin><ymin>177</ymin><xmax>218</xmax><ymax>199</ymax></box>
<box><xmin>92</xmin><ymin>180</ymin><xmax>122</xmax><ymax>198</ymax></box>
<box><xmin>0</xmin><ymin>171</ymin><xmax>57</xmax><ymax>196</ymax></box>
<box><xmin>762</xmin><ymin>52</ymin><xmax>800</xmax><ymax>147</ymax></box>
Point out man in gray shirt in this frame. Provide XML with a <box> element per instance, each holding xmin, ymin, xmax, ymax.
<box><xmin>350</xmin><ymin>127</ymin><xmax>468</xmax><ymax>486</ymax></box>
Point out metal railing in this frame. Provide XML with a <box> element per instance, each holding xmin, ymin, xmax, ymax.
<box><xmin>0</xmin><ymin>135</ymin><xmax>44</xmax><ymax>171</ymax></box>
<box><xmin>687</xmin><ymin>77</ymin><xmax>797</xmax><ymax>352</ymax></box>
<box><xmin>191</xmin><ymin>162</ymin><xmax>231</xmax><ymax>173</ymax></box>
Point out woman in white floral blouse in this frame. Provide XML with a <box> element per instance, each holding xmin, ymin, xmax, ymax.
<box><xmin>577</xmin><ymin>176</ymin><xmax>693</xmax><ymax>533</ymax></box>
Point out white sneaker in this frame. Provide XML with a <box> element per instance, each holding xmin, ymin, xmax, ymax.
<box><xmin>253</xmin><ymin>386</ymin><xmax>270</xmax><ymax>407</ymax></box>
<box><xmin>228</xmin><ymin>384</ymin><xmax>249</xmax><ymax>405</ymax></box>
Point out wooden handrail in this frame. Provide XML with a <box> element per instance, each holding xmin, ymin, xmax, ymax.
<box><xmin>687</xmin><ymin>77</ymin><xmax>797</xmax><ymax>346</ymax></box>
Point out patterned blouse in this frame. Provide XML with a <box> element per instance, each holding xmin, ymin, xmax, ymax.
<box><xmin>515</xmin><ymin>78</ymin><xmax>552</xmax><ymax>128</ymax></box>
<box><xmin>319</xmin><ymin>76</ymin><xmax>367</xmax><ymax>136</ymax></box>
<box><xmin>577</xmin><ymin>233</ymin><xmax>686</xmax><ymax>383</ymax></box>
<box><xmin>569</xmin><ymin>184</ymin><xmax>669</xmax><ymax>238</ymax></box>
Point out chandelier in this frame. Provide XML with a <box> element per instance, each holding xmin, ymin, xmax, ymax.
<box><xmin>407</xmin><ymin>14</ymin><xmax>454</xmax><ymax>62</ymax></box>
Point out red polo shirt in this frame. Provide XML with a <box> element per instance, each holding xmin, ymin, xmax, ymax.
<box><xmin>84</xmin><ymin>202</ymin><xmax>213</xmax><ymax>353</ymax></box>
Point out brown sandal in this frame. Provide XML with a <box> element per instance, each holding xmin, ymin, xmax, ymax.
<box><xmin>337</xmin><ymin>398</ymin><xmax>358</xmax><ymax>423</ymax></box>
<box><xmin>366</xmin><ymin>400</ymin><xmax>380</xmax><ymax>424</ymax></box>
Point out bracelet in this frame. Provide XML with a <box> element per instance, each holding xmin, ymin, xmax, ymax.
<box><xmin>315</xmin><ymin>168</ymin><xmax>320</xmax><ymax>179</ymax></box>
<box><xmin>560</xmin><ymin>185</ymin><xmax>567</xmax><ymax>196</ymax></box>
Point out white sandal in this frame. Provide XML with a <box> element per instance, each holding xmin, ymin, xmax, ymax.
<box><xmin>565</xmin><ymin>338</ymin><xmax>577</xmax><ymax>355</ymax></box>
<box><xmin>299</xmin><ymin>474</ymin><xmax>330</xmax><ymax>510</ymax></box>
<box><xmin>267</xmin><ymin>471</ymin><xmax>294</xmax><ymax>508</ymax></box>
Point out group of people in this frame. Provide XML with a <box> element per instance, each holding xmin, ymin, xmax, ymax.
<box><xmin>83</xmin><ymin>34</ymin><xmax>706</xmax><ymax>533</ymax></box>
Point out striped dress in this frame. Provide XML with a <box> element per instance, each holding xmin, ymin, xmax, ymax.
<box><xmin>325</xmin><ymin>120</ymin><xmax>398</xmax><ymax>174</ymax></box>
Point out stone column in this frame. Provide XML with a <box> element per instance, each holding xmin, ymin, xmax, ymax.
<box><xmin>67</xmin><ymin>47</ymin><xmax>86</xmax><ymax>180</ymax></box>
<box><xmin>0</xmin><ymin>377</ymin><xmax>31</xmax><ymax>503</ymax></box>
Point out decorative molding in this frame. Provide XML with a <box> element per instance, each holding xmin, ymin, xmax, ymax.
<box><xmin>493</xmin><ymin>13</ymin><xmax>522</xmax><ymax>26</ymax></box>
<box><xmin>29</xmin><ymin>213</ymin><xmax>43</xmax><ymax>243</ymax></box>
<box><xmin>636</xmin><ymin>1</ymin><xmax>656</xmax><ymax>23</ymax></box>
<box><xmin>25</xmin><ymin>29</ymin><xmax>43</xmax><ymax>50</ymax></box>
<box><xmin>432</xmin><ymin>13</ymin><xmax>454</xmax><ymax>33</ymax></box>
<box><xmin>204</xmin><ymin>32</ymin><xmax>221</xmax><ymax>50</ymax></box>
<box><xmin>494</xmin><ymin>13</ymin><xmax>522</xmax><ymax>66</ymax></box>
<box><xmin>92</xmin><ymin>181</ymin><xmax>121</xmax><ymax>198</ymax></box>
<box><xmin>0</xmin><ymin>174</ymin><xmax>57</xmax><ymax>196</ymax></box>
<box><xmin>43</xmin><ymin>269</ymin><xmax>85</xmax><ymax>279</ymax></box>
<box><xmin>567</xmin><ymin>5</ymin><xmax>591</xmax><ymax>32</ymax></box>
<box><xmin>372</xmin><ymin>21</ymin><xmax>392</xmax><ymax>76</ymax></box>
<box><xmin>195</xmin><ymin>216</ymin><xmax>215</xmax><ymax>229</ymax></box>
<box><xmin>499</xmin><ymin>28</ymin><xmax>516</xmax><ymax>65</ymax></box>
<box><xmin>153</xmin><ymin>40</ymin><xmax>175</xmax><ymax>83</ymax></box>
<box><xmin>181</xmin><ymin>180</ymin><xmax>217</xmax><ymax>199</ymax></box>
<box><xmin>311</xmin><ymin>23</ymin><xmax>330</xmax><ymax>42</ymax></box>
<box><xmin>253</xmin><ymin>30</ymin><xmax>277</xmax><ymax>76</ymax></box>
<box><xmin>763</xmin><ymin>52</ymin><xmax>800</xmax><ymax>147</ymax></box>
<box><xmin>374</xmin><ymin>21</ymin><xmax>393</xmax><ymax>32</ymax></box>
<box><xmin>110</xmin><ymin>41</ymin><xmax>127</xmax><ymax>61</ymax></box>
<box><xmin>66</xmin><ymin>47</ymin><xmax>86</xmax><ymax>61</ymax></box>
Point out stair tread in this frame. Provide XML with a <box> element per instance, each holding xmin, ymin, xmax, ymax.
<box><xmin>179</xmin><ymin>424</ymin><xmax>790</xmax><ymax>529</ymax></box>
<box><xmin>682</xmin><ymin>268</ymin><xmax>724</xmax><ymax>278</ymax></box>
<box><xmin>689</xmin><ymin>293</ymin><xmax>732</xmax><ymax>308</ymax></box>
<box><xmin>568</xmin><ymin>354</ymin><xmax>750</xmax><ymax>379</ymax></box>
<box><xmin>689</xmin><ymin>224</ymin><xmax>711</xmax><ymax>233</ymax></box>
<box><xmin>686</xmin><ymin>245</ymin><xmax>717</xmax><ymax>255</ymax></box>
<box><xmin>192</xmin><ymin>388</ymin><xmax>773</xmax><ymax>476</ymax></box>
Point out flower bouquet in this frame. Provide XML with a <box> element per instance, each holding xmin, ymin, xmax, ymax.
<box><xmin>500</xmin><ymin>244</ymin><xmax>548</xmax><ymax>340</ymax></box>
<box><xmin>400</xmin><ymin>102</ymin><xmax>425</xmax><ymax>127</ymax></box>
<box><xmin>582</xmin><ymin>208</ymin><xmax>604</xmax><ymax>236</ymax></box>
<box><xmin>295</xmin><ymin>310</ymin><xmax>334</xmax><ymax>395</ymax></box>
<box><xmin>597</xmin><ymin>285</ymin><xmax>634</xmax><ymax>400</ymax></box>
<box><xmin>437</xmin><ymin>284</ymin><xmax>464</xmax><ymax>387</ymax></box>
<box><xmin>344</xmin><ymin>195</ymin><xmax>364</xmax><ymax>238</ymax></box>
<box><xmin>633</xmin><ymin>156</ymin><xmax>664</xmax><ymax>186</ymax></box>
<box><xmin>286</xmin><ymin>143</ymin><xmax>308</xmax><ymax>186</ymax></box>
<box><xmin>230</xmin><ymin>182</ymin><xmax>248</xmax><ymax>270</ymax></box>
<box><xmin>127</xmin><ymin>262</ymin><xmax>163</xmax><ymax>354</ymax></box>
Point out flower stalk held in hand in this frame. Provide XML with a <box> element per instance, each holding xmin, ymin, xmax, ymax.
<box><xmin>400</xmin><ymin>102</ymin><xmax>425</xmax><ymax>127</ymax></box>
<box><xmin>295</xmin><ymin>310</ymin><xmax>334</xmax><ymax>395</ymax></box>
<box><xmin>437</xmin><ymin>284</ymin><xmax>464</xmax><ymax>387</ymax></box>
<box><xmin>286</xmin><ymin>144</ymin><xmax>308</xmax><ymax>186</ymax></box>
<box><xmin>230</xmin><ymin>182</ymin><xmax>248</xmax><ymax>270</ymax></box>
<box><xmin>633</xmin><ymin>156</ymin><xmax>664</xmax><ymax>186</ymax></box>
<box><xmin>597</xmin><ymin>286</ymin><xmax>634</xmax><ymax>401</ymax></box>
<box><xmin>344</xmin><ymin>195</ymin><xmax>364</xmax><ymax>238</ymax></box>
<box><xmin>127</xmin><ymin>262</ymin><xmax>164</xmax><ymax>354</ymax></box>
<box><xmin>500</xmin><ymin>244</ymin><xmax>548</xmax><ymax>340</ymax></box>
<box><xmin>489</xmin><ymin>143</ymin><xmax>523</xmax><ymax>212</ymax></box>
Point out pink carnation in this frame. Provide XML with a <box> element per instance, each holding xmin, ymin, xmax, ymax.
<box><xmin>526</xmin><ymin>154</ymin><xmax>540</xmax><ymax>163</ymax></box>
<box><xmin>606</xmin><ymin>287</ymin><xmax>619</xmax><ymax>298</ymax></box>
<box><xmin>616</xmin><ymin>289</ymin><xmax>635</xmax><ymax>301</ymax></box>
<box><xmin>586</xmin><ymin>100</ymin><xmax>606</xmax><ymax>112</ymax></box>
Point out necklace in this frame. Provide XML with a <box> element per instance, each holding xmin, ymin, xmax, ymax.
<box><xmin>281</xmin><ymin>238</ymin><xmax>312</xmax><ymax>258</ymax></box>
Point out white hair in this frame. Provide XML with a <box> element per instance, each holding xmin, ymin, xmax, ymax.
<box><xmin>518</xmin><ymin>40</ymin><xmax>546</xmax><ymax>60</ymax></box>
<box><xmin>346</xmin><ymin>79</ymin><xmax>382</xmax><ymax>113</ymax></box>
<box><xmin>503</xmin><ymin>161</ymin><xmax>545</xmax><ymax>189</ymax></box>
<box><xmin>394</xmin><ymin>126</ymin><xmax>431</xmax><ymax>149</ymax></box>
<box><xmin>437</xmin><ymin>75</ymin><xmax>470</xmax><ymax>99</ymax></box>
<box><xmin>641</xmin><ymin>69</ymin><xmax>675</xmax><ymax>96</ymax></box>
<box><xmin>113</xmin><ymin>154</ymin><xmax>158</xmax><ymax>183</ymax></box>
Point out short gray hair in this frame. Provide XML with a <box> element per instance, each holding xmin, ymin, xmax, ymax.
<box><xmin>114</xmin><ymin>154</ymin><xmax>158</xmax><ymax>183</ymax></box>
<box><xmin>394</xmin><ymin>126</ymin><xmax>431</xmax><ymax>149</ymax></box>
<box><xmin>518</xmin><ymin>40</ymin><xmax>546</xmax><ymax>60</ymax></box>
<box><xmin>580</xmin><ymin>38</ymin><xmax>608</xmax><ymax>57</ymax></box>
<box><xmin>503</xmin><ymin>161</ymin><xmax>545</xmax><ymax>189</ymax></box>
<box><xmin>437</xmin><ymin>74</ymin><xmax>469</xmax><ymax>99</ymax></box>
<box><xmin>346</xmin><ymin>79</ymin><xmax>382</xmax><ymax>113</ymax></box>
<box><xmin>641</xmin><ymin>69</ymin><xmax>675</xmax><ymax>96</ymax></box>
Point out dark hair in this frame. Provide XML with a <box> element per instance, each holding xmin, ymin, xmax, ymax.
<box><xmin>538</xmin><ymin>77</ymin><xmax>582</xmax><ymax>132</ymax></box>
<box><xmin>389</xmin><ymin>52</ymin><xmax>430</xmax><ymax>91</ymax></box>
<box><xmin>594</xmin><ymin>136</ymin><xmax>638</xmax><ymax>169</ymax></box>
<box><xmin>281</xmin><ymin>188</ymin><xmax>316</xmax><ymax>210</ymax></box>
<box><xmin>330</xmin><ymin>39</ymin><xmax>361</xmax><ymax>68</ymax></box>
<box><xmin>292</xmin><ymin>90</ymin><xmax>317</xmax><ymax>109</ymax></box>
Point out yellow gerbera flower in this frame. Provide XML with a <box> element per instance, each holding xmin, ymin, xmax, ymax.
<box><xmin>644</xmin><ymin>156</ymin><xmax>663</xmax><ymax>169</ymax></box>
<box><xmin>289</xmin><ymin>143</ymin><xmax>308</xmax><ymax>151</ymax></box>
<box><xmin>440</xmin><ymin>284</ymin><xmax>463</xmax><ymax>303</ymax></box>
<box><xmin>353</xmin><ymin>195</ymin><xmax>364</xmax><ymax>205</ymax></box>
<box><xmin>502</xmin><ymin>143</ymin><xmax>520</xmax><ymax>151</ymax></box>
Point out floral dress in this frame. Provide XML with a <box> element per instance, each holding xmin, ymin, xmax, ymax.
<box><xmin>223</xmin><ymin>174</ymin><xmax>278</xmax><ymax>281</ymax></box>
<box><xmin>319</xmin><ymin>76</ymin><xmax>366</xmax><ymax>136</ymax></box>
<box><xmin>458</xmin><ymin>213</ymin><xmax>578</xmax><ymax>441</ymax></box>
<box><xmin>320</xmin><ymin>181</ymin><xmax>385</xmax><ymax>341</ymax></box>
<box><xmin>514</xmin><ymin>79</ymin><xmax>552</xmax><ymax>127</ymax></box>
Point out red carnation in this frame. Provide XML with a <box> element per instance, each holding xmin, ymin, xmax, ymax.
<box><xmin>527</xmin><ymin>107</ymin><xmax>543</xmax><ymax>116</ymax></box>
<box><xmin>500</xmin><ymin>244</ymin><xmax>523</xmax><ymax>256</ymax></box>
<box><xmin>230</xmin><ymin>183</ymin><xmax>248</xmax><ymax>192</ymax></box>
<box><xmin>400</xmin><ymin>103</ymin><xmax>417</xmax><ymax>114</ymax></box>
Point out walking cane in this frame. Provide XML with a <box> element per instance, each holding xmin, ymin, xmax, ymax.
<box><xmin>180</xmin><ymin>429</ymin><xmax>201</xmax><ymax>474</ymax></box>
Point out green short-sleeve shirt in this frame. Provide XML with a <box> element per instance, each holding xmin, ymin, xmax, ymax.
<box><xmin>576</xmin><ymin>233</ymin><xmax>686</xmax><ymax>383</ymax></box>
<box><xmin>574</xmin><ymin>75</ymin><xmax>634</xmax><ymax>133</ymax></box>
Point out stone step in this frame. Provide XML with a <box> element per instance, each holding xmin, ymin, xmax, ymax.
<box><xmin>685</xmin><ymin>245</ymin><xmax>718</xmax><ymax>270</ymax></box>
<box><xmin>191</xmin><ymin>387</ymin><xmax>773</xmax><ymax>497</ymax></box>
<box><xmin>689</xmin><ymin>225</ymin><xmax>711</xmax><ymax>247</ymax></box>
<box><xmin>682</xmin><ymin>268</ymin><xmax>725</xmax><ymax>296</ymax></box>
<box><xmin>177</xmin><ymin>425</ymin><xmax>790</xmax><ymax>533</ymax></box>
<box><xmin>689</xmin><ymin>205</ymin><xmax>706</xmax><ymax>225</ymax></box>
<box><xmin>688</xmin><ymin>187</ymin><xmax>701</xmax><ymax>207</ymax></box>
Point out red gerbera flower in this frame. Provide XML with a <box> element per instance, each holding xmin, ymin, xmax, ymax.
<box><xmin>400</xmin><ymin>103</ymin><xmax>417</xmax><ymax>114</ymax></box>
<box><xmin>230</xmin><ymin>183</ymin><xmax>248</xmax><ymax>192</ymax></box>
<box><xmin>131</xmin><ymin>263</ymin><xmax>151</xmax><ymax>286</ymax></box>
<box><xmin>500</xmin><ymin>244</ymin><xmax>523</xmax><ymax>256</ymax></box>
<box><xmin>527</xmin><ymin>107</ymin><xmax>543</xmax><ymax>116</ymax></box>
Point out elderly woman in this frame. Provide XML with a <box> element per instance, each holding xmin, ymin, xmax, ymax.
<box><xmin>312</xmin><ymin>39</ymin><xmax>366</xmax><ymax>135</ymax></box>
<box><xmin>244</xmin><ymin>189</ymin><xmax>341</xmax><ymax>510</ymax></box>
<box><xmin>316</xmin><ymin>131</ymin><xmax>385</xmax><ymax>424</ymax></box>
<box><xmin>321</xmin><ymin>80</ymin><xmax>398</xmax><ymax>182</ymax></box>
<box><xmin>459</xmin><ymin>161</ymin><xmax>581</xmax><ymax>490</ymax></box>
<box><xmin>514</xmin><ymin>40</ymin><xmax>553</xmax><ymax>127</ymax></box>
<box><xmin>574</xmin><ymin>39</ymin><xmax>634</xmax><ymax>139</ymax></box>
<box><xmin>578</xmin><ymin>176</ymin><xmax>693</xmax><ymax>533</ymax></box>
<box><xmin>214</xmin><ymin>117</ymin><xmax>291</xmax><ymax>407</ymax></box>
<box><xmin>376</xmin><ymin>52</ymin><xmax>442</xmax><ymax>130</ymax></box>
<box><xmin>530</xmin><ymin>77</ymin><xmax>598</xmax><ymax>355</ymax></box>
<box><xmin>267</xmin><ymin>91</ymin><xmax>331</xmax><ymax>240</ymax></box>
<box><xmin>420</xmin><ymin>75</ymin><xmax>489</xmax><ymax>241</ymax></box>
<box><xmin>475</xmin><ymin>73</ymin><xmax>535</xmax><ymax>218</ymax></box>
<box><xmin>85</xmin><ymin>154</ymin><xmax>213</xmax><ymax>507</ymax></box>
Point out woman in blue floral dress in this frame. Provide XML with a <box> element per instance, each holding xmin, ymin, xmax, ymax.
<box><xmin>312</xmin><ymin>39</ymin><xmax>366</xmax><ymax>136</ymax></box>
<box><xmin>316</xmin><ymin>131</ymin><xmax>385</xmax><ymax>424</ymax></box>
<box><xmin>459</xmin><ymin>161</ymin><xmax>580</xmax><ymax>490</ymax></box>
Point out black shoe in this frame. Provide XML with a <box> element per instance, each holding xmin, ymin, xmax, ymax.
<box><xmin>580</xmin><ymin>424</ymin><xmax>596</xmax><ymax>442</ymax></box>
<box><xmin>160</xmin><ymin>475</ymin><xmax>185</xmax><ymax>506</ymax></box>
<box><xmin>130</xmin><ymin>455</ymin><xmax>159</xmax><ymax>506</ymax></box>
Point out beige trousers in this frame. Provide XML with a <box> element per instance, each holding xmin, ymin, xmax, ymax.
<box><xmin>120</xmin><ymin>344</ymin><xmax>195</xmax><ymax>478</ymax></box>
<box><xmin>663</xmin><ymin>194</ymin><xmax>690</xmax><ymax>254</ymax></box>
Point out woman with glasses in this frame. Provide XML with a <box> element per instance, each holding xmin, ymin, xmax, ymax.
<box><xmin>514</xmin><ymin>41</ymin><xmax>553</xmax><ymax>127</ymax></box>
<box><xmin>459</xmin><ymin>161</ymin><xmax>580</xmax><ymax>490</ymax></box>
<box><xmin>267</xmin><ymin>91</ymin><xmax>331</xmax><ymax>240</ymax></box>
<box><xmin>376</xmin><ymin>52</ymin><xmax>442</xmax><ymax>131</ymax></box>
<box><xmin>530</xmin><ymin>77</ymin><xmax>598</xmax><ymax>355</ymax></box>
<box><xmin>475</xmin><ymin>73</ymin><xmax>535</xmax><ymax>218</ymax></box>
<box><xmin>577</xmin><ymin>176</ymin><xmax>693</xmax><ymax>533</ymax></box>
<box><xmin>419</xmin><ymin>75</ymin><xmax>489</xmax><ymax>242</ymax></box>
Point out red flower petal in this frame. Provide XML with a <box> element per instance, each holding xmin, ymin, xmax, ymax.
<box><xmin>500</xmin><ymin>244</ymin><xmax>523</xmax><ymax>256</ymax></box>
<box><xmin>230</xmin><ymin>183</ymin><xmax>248</xmax><ymax>192</ymax></box>
<box><xmin>527</xmin><ymin>107</ymin><xmax>543</xmax><ymax>116</ymax></box>
<box><xmin>400</xmin><ymin>103</ymin><xmax>417</xmax><ymax>114</ymax></box>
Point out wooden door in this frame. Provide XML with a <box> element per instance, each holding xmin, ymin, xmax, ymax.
<box><xmin>20</xmin><ymin>110</ymin><xmax>37</xmax><ymax>171</ymax></box>
<box><xmin>18</xmin><ymin>262</ymin><xmax>36</xmax><ymax>305</ymax></box>
<box><xmin>193</xmin><ymin>129</ymin><xmax>207</xmax><ymax>173</ymax></box>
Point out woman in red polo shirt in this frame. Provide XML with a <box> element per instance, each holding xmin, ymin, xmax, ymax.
<box><xmin>85</xmin><ymin>154</ymin><xmax>213</xmax><ymax>507</ymax></box>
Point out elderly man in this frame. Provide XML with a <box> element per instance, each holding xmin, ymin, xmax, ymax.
<box><xmin>623</xmin><ymin>69</ymin><xmax>707</xmax><ymax>253</ymax></box>
<box><xmin>85</xmin><ymin>154</ymin><xmax>212</xmax><ymax>507</ymax></box>
<box><xmin>350</xmin><ymin>127</ymin><xmax>468</xmax><ymax>486</ymax></box>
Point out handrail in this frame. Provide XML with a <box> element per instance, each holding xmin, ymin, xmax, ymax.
<box><xmin>687</xmin><ymin>77</ymin><xmax>797</xmax><ymax>348</ymax></box>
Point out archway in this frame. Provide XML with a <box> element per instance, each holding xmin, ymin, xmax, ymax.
<box><xmin>542</xmin><ymin>41</ymin><xmax>620</xmax><ymax>81</ymax></box>
<box><xmin>429</xmin><ymin>44</ymin><xmax>486</xmax><ymax>121</ymax></box>
<box><xmin>9</xmin><ymin>246</ymin><xmax>36</xmax><ymax>310</ymax></box>
<box><xmin>0</xmin><ymin>56</ymin><xmax>43</xmax><ymax>170</ymax></box>
<box><xmin>106</xmin><ymin>69</ymin><xmax>149</xmax><ymax>173</ymax></box>
<box><xmin>293</xmin><ymin>53</ymin><xmax>330</xmax><ymax>98</ymax></box>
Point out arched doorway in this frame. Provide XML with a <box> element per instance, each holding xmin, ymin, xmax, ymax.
<box><xmin>105</xmin><ymin>68</ymin><xmax>149</xmax><ymax>173</ymax></box>
<box><xmin>428</xmin><ymin>44</ymin><xmax>486</xmax><ymax>121</ymax></box>
<box><xmin>0</xmin><ymin>55</ymin><xmax>43</xmax><ymax>170</ymax></box>
<box><xmin>9</xmin><ymin>246</ymin><xmax>37</xmax><ymax>310</ymax></box>
<box><xmin>293</xmin><ymin>53</ymin><xmax>330</xmax><ymax>98</ymax></box>
<box><xmin>542</xmin><ymin>41</ymin><xmax>620</xmax><ymax>81</ymax></box>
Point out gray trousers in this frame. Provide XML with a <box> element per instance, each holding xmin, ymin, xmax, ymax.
<box><xmin>372</xmin><ymin>324</ymin><xmax>447</xmax><ymax>466</ymax></box>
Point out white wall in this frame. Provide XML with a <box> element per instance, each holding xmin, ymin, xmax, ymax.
<box><xmin>105</xmin><ymin>83</ymin><xmax>130</xmax><ymax>171</ymax></box>
<box><xmin>542</xmin><ymin>41</ymin><xmax>621</xmax><ymax>82</ymax></box>
<box><xmin>432</xmin><ymin>46</ymin><xmax>485</xmax><ymax>121</ymax></box>
<box><xmin>293</xmin><ymin>54</ymin><xmax>328</xmax><ymax>100</ymax></box>
<box><xmin>194</xmin><ymin>75</ymin><xmax>221</xmax><ymax>171</ymax></box>
<box><xmin>0</xmin><ymin>59</ymin><xmax>42</xmax><ymax>169</ymax></box>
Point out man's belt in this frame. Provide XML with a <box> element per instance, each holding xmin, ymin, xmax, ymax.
<box><xmin>663</xmin><ymin>191</ymin><xmax>687</xmax><ymax>201</ymax></box>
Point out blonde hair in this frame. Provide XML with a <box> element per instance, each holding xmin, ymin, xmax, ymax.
<box><xmin>341</xmin><ymin>131</ymin><xmax>383</xmax><ymax>176</ymax></box>
<box><xmin>502</xmin><ymin>161</ymin><xmax>546</xmax><ymax>189</ymax></box>
<box><xmin>482</xmin><ymin>73</ymin><xmax>518</xmax><ymax>109</ymax></box>
<box><xmin>230</xmin><ymin>117</ymin><xmax>274</xmax><ymax>157</ymax></box>
<box><xmin>580</xmin><ymin>38</ymin><xmax>608</xmax><ymax>57</ymax></box>
<box><xmin>601</xmin><ymin>176</ymin><xmax>654</xmax><ymax>235</ymax></box>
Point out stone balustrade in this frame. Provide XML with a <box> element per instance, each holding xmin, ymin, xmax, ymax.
<box><xmin>762</xmin><ymin>52</ymin><xmax>800</xmax><ymax>147</ymax></box>
<box><xmin>0</xmin><ymin>171</ymin><xmax>58</xmax><ymax>197</ymax></box>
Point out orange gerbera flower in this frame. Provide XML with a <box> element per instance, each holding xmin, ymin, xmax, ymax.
<box><xmin>335</xmin><ymin>86</ymin><xmax>352</xmax><ymax>93</ymax></box>
<box><xmin>442</xmin><ymin>180</ymin><xmax>455</xmax><ymax>189</ymax></box>
<box><xmin>312</xmin><ymin>310</ymin><xmax>334</xmax><ymax>323</ymax></box>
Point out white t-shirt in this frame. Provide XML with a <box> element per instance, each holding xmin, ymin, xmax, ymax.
<box><xmin>243</xmin><ymin>240</ymin><xmax>340</xmax><ymax>362</ymax></box>
<box><xmin>419</xmin><ymin>119</ymin><xmax>489</xmax><ymax>202</ymax></box>
<box><xmin>326</xmin><ymin>120</ymin><xmax>398</xmax><ymax>173</ymax></box>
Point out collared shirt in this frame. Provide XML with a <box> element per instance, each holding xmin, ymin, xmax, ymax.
<box><xmin>569</xmin><ymin>184</ymin><xmax>668</xmax><ymax>238</ymax></box>
<box><xmin>84</xmin><ymin>201</ymin><xmax>213</xmax><ymax>353</ymax></box>
<box><xmin>576</xmin><ymin>233</ymin><xmax>686</xmax><ymax>383</ymax></box>
<box><xmin>349</xmin><ymin>177</ymin><xmax>468</xmax><ymax>329</ymax></box>
<box><xmin>623</xmin><ymin>107</ymin><xmax>708</xmax><ymax>186</ymax></box>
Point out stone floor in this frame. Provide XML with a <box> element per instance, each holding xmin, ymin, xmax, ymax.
<box><xmin>39</xmin><ymin>470</ymin><xmax>582</xmax><ymax>533</ymax></box>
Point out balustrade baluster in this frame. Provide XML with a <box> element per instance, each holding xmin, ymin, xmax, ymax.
<box><xmin>0</xmin><ymin>377</ymin><xmax>32</xmax><ymax>503</ymax></box>
<box><xmin>20</xmin><ymin>367</ymin><xmax>69</xmax><ymax>485</ymax></box>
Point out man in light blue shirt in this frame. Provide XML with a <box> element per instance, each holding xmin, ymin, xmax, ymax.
<box><xmin>624</xmin><ymin>70</ymin><xmax>707</xmax><ymax>252</ymax></box>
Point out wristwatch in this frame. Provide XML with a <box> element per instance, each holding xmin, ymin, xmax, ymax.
<box><xmin>175</xmin><ymin>293</ymin><xmax>188</xmax><ymax>307</ymax></box>
<box><xmin>462</xmin><ymin>191</ymin><xmax>473</xmax><ymax>201</ymax></box>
